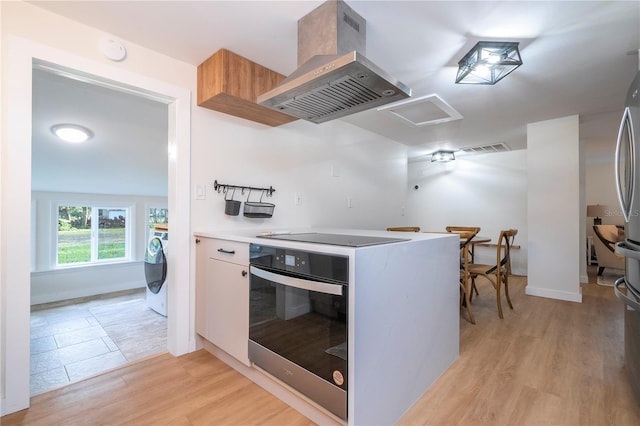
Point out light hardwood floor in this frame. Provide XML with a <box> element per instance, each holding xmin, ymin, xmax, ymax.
<box><xmin>4</xmin><ymin>270</ymin><xmax>640</xmax><ymax>425</ymax></box>
<box><xmin>399</xmin><ymin>269</ymin><xmax>640</xmax><ymax>425</ymax></box>
<box><xmin>3</xmin><ymin>350</ymin><xmax>313</xmax><ymax>426</ymax></box>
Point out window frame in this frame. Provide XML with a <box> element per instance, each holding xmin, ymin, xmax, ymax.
<box><xmin>54</xmin><ymin>202</ymin><xmax>135</xmax><ymax>268</ymax></box>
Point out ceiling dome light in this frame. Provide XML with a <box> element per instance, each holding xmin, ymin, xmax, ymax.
<box><xmin>51</xmin><ymin>124</ymin><xmax>93</xmax><ymax>143</ymax></box>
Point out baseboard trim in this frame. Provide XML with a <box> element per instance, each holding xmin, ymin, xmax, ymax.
<box><xmin>31</xmin><ymin>287</ymin><xmax>145</xmax><ymax>310</ymax></box>
<box><xmin>526</xmin><ymin>286</ymin><xmax>583</xmax><ymax>303</ymax></box>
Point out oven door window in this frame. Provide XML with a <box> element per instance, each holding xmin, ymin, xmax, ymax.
<box><xmin>249</xmin><ymin>274</ymin><xmax>347</xmax><ymax>389</ymax></box>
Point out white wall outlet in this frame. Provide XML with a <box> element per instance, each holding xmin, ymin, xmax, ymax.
<box><xmin>347</xmin><ymin>196</ymin><xmax>353</xmax><ymax>208</ymax></box>
<box><xmin>331</xmin><ymin>164</ymin><xmax>341</xmax><ymax>177</ymax></box>
<box><xmin>195</xmin><ymin>184</ymin><xmax>206</xmax><ymax>200</ymax></box>
<box><xmin>294</xmin><ymin>192</ymin><xmax>302</xmax><ymax>205</ymax></box>
<box><xmin>401</xmin><ymin>206</ymin><xmax>406</xmax><ymax>216</ymax></box>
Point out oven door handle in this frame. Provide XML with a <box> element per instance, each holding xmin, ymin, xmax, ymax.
<box><xmin>250</xmin><ymin>265</ymin><xmax>343</xmax><ymax>296</ymax></box>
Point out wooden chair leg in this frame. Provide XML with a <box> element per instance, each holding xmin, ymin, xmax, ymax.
<box><xmin>463</xmin><ymin>282</ymin><xmax>475</xmax><ymax>324</ymax></box>
<box><xmin>460</xmin><ymin>246</ymin><xmax>475</xmax><ymax>324</ymax></box>
<box><xmin>504</xmin><ymin>275</ymin><xmax>514</xmax><ymax>310</ymax></box>
<box><xmin>469</xmin><ymin>276</ymin><xmax>479</xmax><ymax>301</ymax></box>
<box><xmin>494</xmin><ymin>276</ymin><xmax>504</xmax><ymax>319</ymax></box>
<box><xmin>460</xmin><ymin>276</ymin><xmax>475</xmax><ymax>324</ymax></box>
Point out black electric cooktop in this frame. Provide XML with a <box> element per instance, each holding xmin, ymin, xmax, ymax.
<box><xmin>256</xmin><ymin>232</ymin><xmax>410</xmax><ymax>247</ymax></box>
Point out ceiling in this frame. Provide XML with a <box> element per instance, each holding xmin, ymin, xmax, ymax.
<box><xmin>32</xmin><ymin>68</ymin><xmax>169</xmax><ymax>196</ymax></box>
<box><xmin>29</xmin><ymin>0</ymin><xmax>640</xmax><ymax>165</ymax></box>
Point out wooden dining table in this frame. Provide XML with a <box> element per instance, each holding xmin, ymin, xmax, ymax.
<box><xmin>431</xmin><ymin>232</ymin><xmax>491</xmax><ymax>258</ymax></box>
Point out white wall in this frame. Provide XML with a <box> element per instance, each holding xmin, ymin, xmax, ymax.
<box><xmin>584</xmin><ymin>159</ymin><xmax>623</xmax><ymax>277</ymax></box>
<box><xmin>585</xmin><ymin>162</ymin><xmax>625</xmax><ymax>226</ymax></box>
<box><xmin>30</xmin><ymin>191</ymin><xmax>167</xmax><ymax>304</ymax></box>
<box><xmin>31</xmin><ymin>263</ymin><xmax>144</xmax><ymax>305</ymax></box>
<box><xmin>406</xmin><ymin>150</ymin><xmax>528</xmax><ymax>275</ymax></box>
<box><xmin>1</xmin><ymin>1</ymin><xmax>193</xmax><ymax>414</ymax></box>
<box><xmin>190</xmin><ymin>111</ymin><xmax>409</xmax><ymax>233</ymax></box>
<box><xmin>527</xmin><ymin>115</ymin><xmax>582</xmax><ymax>302</ymax></box>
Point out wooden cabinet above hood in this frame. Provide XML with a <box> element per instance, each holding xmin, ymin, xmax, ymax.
<box><xmin>197</xmin><ymin>49</ymin><xmax>298</xmax><ymax>127</ymax></box>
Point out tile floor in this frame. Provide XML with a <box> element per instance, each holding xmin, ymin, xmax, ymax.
<box><xmin>30</xmin><ymin>289</ymin><xmax>167</xmax><ymax>395</ymax></box>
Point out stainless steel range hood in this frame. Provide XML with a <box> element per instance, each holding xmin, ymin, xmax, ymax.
<box><xmin>257</xmin><ymin>0</ymin><xmax>411</xmax><ymax>124</ymax></box>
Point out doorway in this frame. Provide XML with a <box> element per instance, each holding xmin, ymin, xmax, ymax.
<box><xmin>29</xmin><ymin>67</ymin><xmax>170</xmax><ymax>395</ymax></box>
<box><xmin>3</xmin><ymin>37</ymin><xmax>192</xmax><ymax>414</ymax></box>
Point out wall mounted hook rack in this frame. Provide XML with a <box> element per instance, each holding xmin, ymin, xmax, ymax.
<box><xmin>213</xmin><ymin>180</ymin><xmax>276</xmax><ymax>197</ymax></box>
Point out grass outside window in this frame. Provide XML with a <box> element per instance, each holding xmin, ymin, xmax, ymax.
<box><xmin>57</xmin><ymin>205</ymin><xmax>130</xmax><ymax>266</ymax></box>
<box><xmin>58</xmin><ymin>228</ymin><xmax>126</xmax><ymax>264</ymax></box>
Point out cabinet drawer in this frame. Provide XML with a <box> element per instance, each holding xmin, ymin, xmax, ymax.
<box><xmin>207</xmin><ymin>239</ymin><xmax>249</xmax><ymax>265</ymax></box>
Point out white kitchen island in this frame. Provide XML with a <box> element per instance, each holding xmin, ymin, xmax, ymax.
<box><xmin>194</xmin><ymin>229</ymin><xmax>459</xmax><ymax>426</ymax></box>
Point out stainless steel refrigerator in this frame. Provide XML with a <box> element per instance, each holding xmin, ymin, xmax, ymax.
<box><xmin>614</xmin><ymin>70</ymin><xmax>640</xmax><ymax>404</ymax></box>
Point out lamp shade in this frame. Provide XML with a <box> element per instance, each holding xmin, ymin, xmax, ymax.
<box><xmin>456</xmin><ymin>41</ymin><xmax>522</xmax><ymax>85</ymax></box>
<box><xmin>587</xmin><ymin>204</ymin><xmax>607</xmax><ymax>218</ymax></box>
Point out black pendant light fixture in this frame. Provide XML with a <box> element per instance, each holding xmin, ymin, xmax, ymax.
<box><xmin>455</xmin><ymin>41</ymin><xmax>522</xmax><ymax>85</ymax></box>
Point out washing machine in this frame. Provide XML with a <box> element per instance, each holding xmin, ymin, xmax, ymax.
<box><xmin>144</xmin><ymin>228</ymin><xmax>168</xmax><ymax>316</ymax></box>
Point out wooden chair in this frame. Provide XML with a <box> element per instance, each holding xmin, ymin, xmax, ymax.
<box><xmin>468</xmin><ymin>229</ymin><xmax>518</xmax><ymax>319</ymax></box>
<box><xmin>446</xmin><ymin>226</ymin><xmax>481</xmax><ymax>234</ymax></box>
<box><xmin>386</xmin><ymin>227</ymin><xmax>421</xmax><ymax>232</ymax></box>
<box><xmin>447</xmin><ymin>226</ymin><xmax>482</xmax><ymax>296</ymax></box>
<box><xmin>446</xmin><ymin>226</ymin><xmax>481</xmax><ymax>262</ymax></box>
<box><xmin>449</xmin><ymin>227</ymin><xmax>480</xmax><ymax>324</ymax></box>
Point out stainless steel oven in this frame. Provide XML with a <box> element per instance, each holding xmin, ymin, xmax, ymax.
<box><xmin>248</xmin><ymin>243</ymin><xmax>348</xmax><ymax>420</ymax></box>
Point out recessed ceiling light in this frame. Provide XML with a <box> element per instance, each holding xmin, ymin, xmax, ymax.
<box><xmin>50</xmin><ymin>124</ymin><xmax>93</xmax><ymax>143</ymax></box>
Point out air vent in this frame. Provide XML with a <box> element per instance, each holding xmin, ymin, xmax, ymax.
<box><xmin>377</xmin><ymin>94</ymin><xmax>462</xmax><ymax>127</ymax></box>
<box><xmin>343</xmin><ymin>12</ymin><xmax>360</xmax><ymax>32</ymax></box>
<box><xmin>461</xmin><ymin>143</ymin><xmax>511</xmax><ymax>155</ymax></box>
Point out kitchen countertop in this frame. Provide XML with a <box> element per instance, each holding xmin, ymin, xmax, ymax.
<box><xmin>194</xmin><ymin>227</ymin><xmax>451</xmax><ymax>253</ymax></box>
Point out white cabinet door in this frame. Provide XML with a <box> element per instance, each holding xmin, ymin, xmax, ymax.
<box><xmin>195</xmin><ymin>237</ymin><xmax>215</xmax><ymax>337</ymax></box>
<box><xmin>195</xmin><ymin>236</ymin><xmax>250</xmax><ymax>367</ymax></box>
<box><xmin>206</xmin><ymin>258</ymin><xmax>250</xmax><ymax>366</ymax></box>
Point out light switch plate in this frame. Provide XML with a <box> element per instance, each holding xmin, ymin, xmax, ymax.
<box><xmin>196</xmin><ymin>184</ymin><xmax>206</xmax><ymax>200</ymax></box>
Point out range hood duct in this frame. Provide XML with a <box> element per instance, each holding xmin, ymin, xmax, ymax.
<box><xmin>257</xmin><ymin>0</ymin><xmax>411</xmax><ymax>124</ymax></box>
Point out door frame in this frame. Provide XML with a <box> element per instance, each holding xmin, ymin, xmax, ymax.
<box><xmin>2</xmin><ymin>35</ymin><xmax>193</xmax><ymax>414</ymax></box>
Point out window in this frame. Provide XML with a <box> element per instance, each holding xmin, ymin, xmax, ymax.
<box><xmin>57</xmin><ymin>204</ymin><xmax>131</xmax><ymax>266</ymax></box>
<box><xmin>148</xmin><ymin>207</ymin><xmax>168</xmax><ymax>230</ymax></box>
